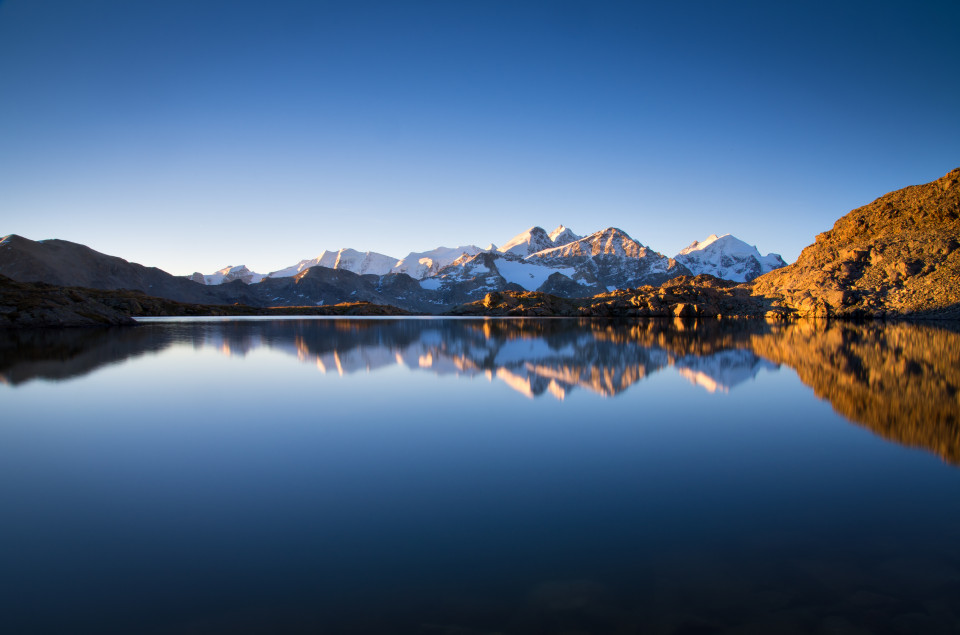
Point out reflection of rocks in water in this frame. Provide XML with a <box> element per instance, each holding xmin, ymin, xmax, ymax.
<box><xmin>0</xmin><ymin>326</ymin><xmax>175</xmax><ymax>385</ymax></box>
<box><xmin>3</xmin><ymin>317</ymin><xmax>959</xmax><ymax>465</ymax></box>
<box><xmin>750</xmin><ymin>321</ymin><xmax>960</xmax><ymax>464</ymax></box>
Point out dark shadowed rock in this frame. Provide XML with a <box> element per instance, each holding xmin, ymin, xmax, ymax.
<box><xmin>537</xmin><ymin>271</ymin><xmax>602</xmax><ymax>297</ymax></box>
<box><xmin>0</xmin><ymin>274</ymin><xmax>137</xmax><ymax>327</ymax></box>
<box><xmin>0</xmin><ymin>234</ymin><xmax>258</xmax><ymax>305</ymax></box>
<box><xmin>0</xmin><ymin>274</ymin><xmax>413</xmax><ymax>328</ymax></box>
<box><xmin>248</xmin><ymin>267</ymin><xmax>440</xmax><ymax>312</ymax></box>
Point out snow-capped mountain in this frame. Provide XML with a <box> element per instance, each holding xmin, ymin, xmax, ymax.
<box><xmin>266</xmin><ymin>248</ymin><xmax>395</xmax><ymax>278</ymax></box>
<box><xmin>674</xmin><ymin>234</ymin><xmax>786</xmax><ymax>283</ymax></box>
<box><xmin>390</xmin><ymin>244</ymin><xmax>484</xmax><ymax>279</ymax></box>
<box><xmin>548</xmin><ymin>225</ymin><xmax>581</xmax><ymax>245</ymax></box>
<box><xmin>185</xmin><ymin>226</ymin><xmax>787</xmax><ymax>305</ymax></box>
<box><xmin>193</xmin><ymin>246</ymin><xmax>484</xmax><ymax>286</ymax></box>
<box><xmin>187</xmin><ymin>265</ymin><xmax>265</xmax><ymax>285</ymax></box>
<box><xmin>498</xmin><ymin>226</ymin><xmax>556</xmax><ymax>257</ymax></box>
<box><xmin>531</xmin><ymin>227</ymin><xmax>650</xmax><ymax>260</ymax></box>
<box><xmin>266</xmin><ymin>250</ymin><xmax>340</xmax><ymax>278</ymax></box>
<box><xmin>498</xmin><ymin>224</ymin><xmax>582</xmax><ymax>257</ymax></box>
<box><xmin>331</xmin><ymin>248</ymin><xmax>397</xmax><ymax>275</ymax></box>
<box><xmin>418</xmin><ymin>251</ymin><xmax>584</xmax><ymax>304</ymax></box>
<box><xmin>523</xmin><ymin>227</ymin><xmax>687</xmax><ymax>290</ymax></box>
<box><xmin>413</xmin><ymin>226</ymin><xmax>693</xmax><ymax>299</ymax></box>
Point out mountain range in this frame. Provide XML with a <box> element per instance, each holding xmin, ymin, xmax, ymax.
<box><xmin>4</xmin><ymin>167</ymin><xmax>958</xmax><ymax>322</ymax></box>
<box><xmin>185</xmin><ymin>224</ymin><xmax>785</xmax><ymax>293</ymax></box>
<box><xmin>0</xmin><ymin>225</ymin><xmax>784</xmax><ymax>313</ymax></box>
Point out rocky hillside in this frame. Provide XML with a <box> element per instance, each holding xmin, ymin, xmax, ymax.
<box><xmin>0</xmin><ymin>234</ymin><xmax>259</xmax><ymax>305</ymax></box>
<box><xmin>0</xmin><ymin>275</ymin><xmax>411</xmax><ymax>328</ymax></box>
<box><xmin>0</xmin><ymin>275</ymin><xmax>138</xmax><ymax>327</ymax></box>
<box><xmin>0</xmin><ymin>235</ymin><xmax>440</xmax><ymax>312</ymax></box>
<box><xmin>753</xmin><ymin>168</ymin><xmax>960</xmax><ymax>318</ymax></box>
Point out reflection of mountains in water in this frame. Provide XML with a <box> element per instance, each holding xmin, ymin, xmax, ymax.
<box><xmin>175</xmin><ymin>319</ymin><xmax>778</xmax><ymax>399</ymax></box>
<box><xmin>2</xmin><ymin>318</ymin><xmax>959</xmax><ymax>463</ymax></box>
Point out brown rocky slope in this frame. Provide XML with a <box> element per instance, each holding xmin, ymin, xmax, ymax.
<box><xmin>752</xmin><ymin>167</ymin><xmax>960</xmax><ymax>318</ymax></box>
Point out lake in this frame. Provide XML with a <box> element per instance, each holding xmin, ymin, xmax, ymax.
<box><xmin>1</xmin><ymin>318</ymin><xmax>959</xmax><ymax>634</ymax></box>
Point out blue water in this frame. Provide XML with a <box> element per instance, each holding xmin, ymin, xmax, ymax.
<box><xmin>1</xmin><ymin>318</ymin><xmax>958</xmax><ymax>634</ymax></box>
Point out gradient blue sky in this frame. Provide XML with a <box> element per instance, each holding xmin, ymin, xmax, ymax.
<box><xmin>1</xmin><ymin>0</ymin><xmax>958</xmax><ymax>276</ymax></box>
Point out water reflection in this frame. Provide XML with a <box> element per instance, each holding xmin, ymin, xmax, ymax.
<box><xmin>3</xmin><ymin>318</ymin><xmax>960</xmax><ymax>634</ymax></box>
<box><xmin>749</xmin><ymin>321</ymin><xmax>960</xmax><ymax>464</ymax></box>
<box><xmin>2</xmin><ymin>318</ymin><xmax>959</xmax><ymax>462</ymax></box>
<box><xmin>0</xmin><ymin>319</ymin><xmax>778</xmax><ymax>396</ymax></box>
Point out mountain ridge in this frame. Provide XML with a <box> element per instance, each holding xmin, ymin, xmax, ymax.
<box><xmin>184</xmin><ymin>225</ymin><xmax>784</xmax><ymax>288</ymax></box>
<box><xmin>5</xmin><ymin>167</ymin><xmax>956</xmax><ymax>319</ymax></box>
<box><xmin>0</xmin><ymin>224</ymin><xmax>801</xmax><ymax>313</ymax></box>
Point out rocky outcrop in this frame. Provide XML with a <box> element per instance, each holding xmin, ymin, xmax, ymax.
<box><xmin>447</xmin><ymin>275</ymin><xmax>775</xmax><ymax>318</ymax></box>
<box><xmin>752</xmin><ymin>168</ymin><xmax>960</xmax><ymax>318</ymax></box>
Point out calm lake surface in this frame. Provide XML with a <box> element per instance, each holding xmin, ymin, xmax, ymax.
<box><xmin>2</xmin><ymin>318</ymin><xmax>959</xmax><ymax>634</ymax></box>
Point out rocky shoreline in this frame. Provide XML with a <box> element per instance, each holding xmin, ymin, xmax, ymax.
<box><xmin>445</xmin><ymin>275</ymin><xmax>776</xmax><ymax>318</ymax></box>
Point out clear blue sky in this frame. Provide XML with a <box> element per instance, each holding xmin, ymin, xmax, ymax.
<box><xmin>1</xmin><ymin>0</ymin><xmax>958</xmax><ymax>275</ymax></box>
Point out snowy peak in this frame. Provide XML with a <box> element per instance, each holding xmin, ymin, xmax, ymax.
<box><xmin>530</xmin><ymin>227</ymin><xmax>649</xmax><ymax>260</ymax></box>
<box><xmin>332</xmin><ymin>248</ymin><xmax>396</xmax><ymax>275</ymax></box>
<box><xmin>674</xmin><ymin>233</ymin><xmax>787</xmax><ymax>282</ymax></box>
<box><xmin>679</xmin><ymin>234</ymin><xmax>724</xmax><ymax>255</ymax></box>
<box><xmin>548</xmin><ymin>225</ymin><xmax>581</xmax><ymax>245</ymax></box>
<box><xmin>678</xmin><ymin>233</ymin><xmax>755</xmax><ymax>257</ymax></box>
<box><xmin>498</xmin><ymin>226</ymin><xmax>555</xmax><ymax>257</ymax></box>
<box><xmin>267</xmin><ymin>251</ymin><xmax>339</xmax><ymax>279</ymax></box>
<box><xmin>419</xmin><ymin>250</ymin><xmax>584</xmax><ymax>297</ymax></box>
<box><xmin>185</xmin><ymin>227</ymin><xmax>786</xmax><ymax>288</ymax></box>
<box><xmin>190</xmin><ymin>265</ymin><xmax>265</xmax><ymax>285</ymax></box>
<box><xmin>391</xmin><ymin>245</ymin><xmax>484</xmax><ymax>279</ymax></box>
<box><xmin>590</xmin><ymin>227</ymin><xmax>647</xmax><ymax>257</ymax></box>
<box><xmin>265</xmin><ymin>248</ymin><xmax>396</xmax><ymax>281</ymax></box>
